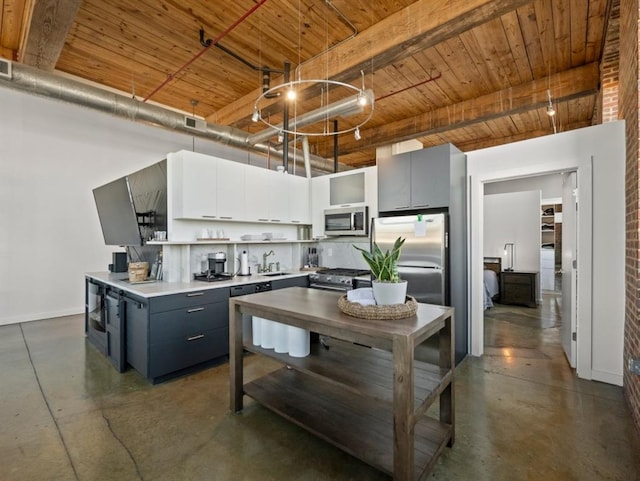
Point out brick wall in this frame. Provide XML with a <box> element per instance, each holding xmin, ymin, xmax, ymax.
<box><xmin>600</xmin><ymin>1</ymin><xmax>620</xmax><ymax>124</ymax></box>
<box><xmin>601</xmin><ymin>68</ymin><xmax>619</xmax><ymax>123</ymax></box>
<box><xmin>619</xmin><ymin>0</ymin><xmax>640</xmax><ymax>434</ymax></box>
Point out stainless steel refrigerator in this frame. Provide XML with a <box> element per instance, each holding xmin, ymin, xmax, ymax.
<box><xmin>372</xmin><ymin>213</ymin><xmax>448</xmax><ymax>305</ymax></box>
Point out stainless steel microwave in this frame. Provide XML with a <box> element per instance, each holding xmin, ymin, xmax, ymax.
<box><xmin>324</xmin><ymin>206</ymin><xmax>369</xmax><ymax>236</ymax></box>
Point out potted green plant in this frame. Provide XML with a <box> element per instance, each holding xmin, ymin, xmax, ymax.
<box><xmin>354</xmin><ymin>237</ymin><xmax>408</xmax><ymax>305</ymax></box>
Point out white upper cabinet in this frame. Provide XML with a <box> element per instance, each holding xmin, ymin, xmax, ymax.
<box><xmin>266</xmin><ymin>170</ymin><xmax>290</xmax><ymax>223</ymax></box>
<box><xmin>245</xmin><ymin>166</ymin><xmax>271</xmax><ymax>222</ymax></box>
<box><xmin>289</xmin><ymin>175</ymin><xmax>311</xmax><ymax>224</ymax></box>
<box><xmin>216</xmin><ymin>160</ymin><xmax>246</xmax><ymax>220</ymax></box>
<box><xmin>170</xmin><ymin>151</ymin><xmax>218</xmax><ymax>219</ymax></box>
<box><xmin>169</xmin><ymin>151</ymin><xmax>311</xmax><ymax>225</ymax></box>
<box><xmin>311</xmin><ymin>175</ymin><xmax>330</xmax><ymax>237</ymax></box>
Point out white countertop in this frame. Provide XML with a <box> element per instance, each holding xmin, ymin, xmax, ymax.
<box><xmin>86</xmin><ymin>271</ymin><xmax>310</xmax><ymax>298</ymax></box>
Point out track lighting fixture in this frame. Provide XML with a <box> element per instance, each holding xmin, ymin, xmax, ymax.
<box><xmin>251</xmin><ymin>108</ymin><xmax>259</xmax><ymax>122</ymax></box>
<box><xmin>277</xmin><ymin>130</ymin><xmax>284</xmax><ymax>143</ymax></box>
<box><xmin>354</xmin><ymin>127</ymin><xmax>361</xmax><ymax>141</ymax></box>
<box><xmin>546</xmin><ymin>89</ymin><xmax>556</xmax><ymax>117</ymax></box>
<box><xmin>286</xmin><ymin>88</ymin><xmax>297</xmax><ymax>101</ymax></box>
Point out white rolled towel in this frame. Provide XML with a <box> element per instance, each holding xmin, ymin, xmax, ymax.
<box><xmin>347</xmin><ymin>287</ymin><xmax>376</xmax><ymax>306</ymax></box>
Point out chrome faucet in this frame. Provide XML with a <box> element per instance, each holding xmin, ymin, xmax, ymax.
<box><xmin>262</xmin><ymin>250</ymin><xmax>275</xmax><ymax>272</ymax></box>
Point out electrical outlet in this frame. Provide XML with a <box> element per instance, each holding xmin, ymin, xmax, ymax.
<box><xmin>629</xmin><ymin>358</ymin><xmax>640</xmax><ymax>375</ymax></box>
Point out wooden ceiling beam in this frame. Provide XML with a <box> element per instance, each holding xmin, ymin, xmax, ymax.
<box><xmin>329</xmin><ymin>63</ymin><xmax>600</xmax><ymax>156</ymax></box>
<box><xmin>207</xmin><ymin>0</ymin><xmax>532</xmax><ymax>126</ymax></box>
<box><xmin>20</xmin><ymin>0</ymin><xmax>82</xmax><ymax>69</ymax></box>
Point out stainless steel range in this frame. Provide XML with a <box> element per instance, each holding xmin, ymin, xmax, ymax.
<box><xmin>308</xmin><ymin>268</ymin><xmax>370</xmax><ymax>291</ymax></box>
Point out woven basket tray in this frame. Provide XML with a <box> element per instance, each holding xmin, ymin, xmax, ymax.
<box><xmin>337</xmin><ymin>295</ymin><xmax>418</xmax><ymax>320</ymax></box>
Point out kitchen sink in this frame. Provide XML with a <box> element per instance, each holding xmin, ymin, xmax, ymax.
<box><xmin>261</xmin><ymin>272</ymin><xmax>291</xmax><ymax>277</ymax></box>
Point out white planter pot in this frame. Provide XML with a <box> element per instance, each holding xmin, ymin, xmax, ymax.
<box><xmin>372</xmin><ymin>280</ymin><xmax>408</xmax><ymax>305</ymax></box>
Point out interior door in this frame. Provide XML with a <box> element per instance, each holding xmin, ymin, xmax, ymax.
<box><xmin>561</xmin><ymin>172</ymin><xmax>577</xmax><ymax>368</ymax></box>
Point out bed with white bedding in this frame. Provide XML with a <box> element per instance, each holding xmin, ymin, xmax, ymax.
<box><xmin>483</xmin><ymin>257</ymin><xmax>501</xmax><ymax>309</ymax></box>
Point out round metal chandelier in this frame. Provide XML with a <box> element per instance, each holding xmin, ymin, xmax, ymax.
<box><xmin>251</xmin><ymin>77</ymin><xmax>375</xmax><ymax>140</ymax></box>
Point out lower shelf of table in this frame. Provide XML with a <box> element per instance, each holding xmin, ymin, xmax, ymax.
<box><xmin>243</xmin><ymin>337</ymin><xmax>453</xmax><ymax>415</ymax></box>
<box><xmin>243</xmin><ymin>367</ymin><xmax>452</xmax><ymax>480</ymax></box>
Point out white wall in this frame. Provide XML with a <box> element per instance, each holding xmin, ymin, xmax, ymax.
<box><xmin>484</xmin><ymin>172</ymin><xmax>563</xmax><ymax>198</ymax></box>
<box><xmin>0</xmin><ymin>87</ymin><xmax>263</xmax><ymax>325</ymax></box>
<box><xmin>484</xmin><ymin>191</ymin><xmax>541</xmax><ymax>272</ymax></box>
<box><xmin>467</xmin><ymin>121</ymin><xmax>626</xmax><ymax>385</ymax></box>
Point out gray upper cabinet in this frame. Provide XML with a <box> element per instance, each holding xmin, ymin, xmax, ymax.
<box><xmin>378</xmin><ymin>144</ymin><xmax>460</xmax><ymax>212</ymax></box>
<box><xmin>377</xmin><ymin>151</ymin><xmax>411</xmax><ymax>211</ymax></box>
<box><xmin>410</xmin><ymin>145</ymin><xmax>451</xmax><ymax>209</ymax></box>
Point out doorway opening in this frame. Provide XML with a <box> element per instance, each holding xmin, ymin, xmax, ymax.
<box><xmin>481</xmin><ymin>171</ymin><xmax>578</xmax><ymax>368</ymax></box>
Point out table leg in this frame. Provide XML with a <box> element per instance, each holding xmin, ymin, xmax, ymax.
<box><xmin>439</xmin><ymin>313</ymin><xmax>455</xmax><ymax>446</ymax></box>
<box><xmin>393</xmin><ymin>335</ymin><xmax>414</xmax><ymax>481</ymax></box>
<box><xmin>229</xmin><ymin>301</ymin><xmax>244</xmax><ymax>413</ymax></box>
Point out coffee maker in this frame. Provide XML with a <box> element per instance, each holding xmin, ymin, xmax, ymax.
<box><xmin>208</xmin><ymin>252</ymin><xmax>227</xmax><ymax>275</ymax></box>
<box><xmin>194</xmin><ymin>251</ymin><xmax>232</xmax><ymax>282</ymax></box>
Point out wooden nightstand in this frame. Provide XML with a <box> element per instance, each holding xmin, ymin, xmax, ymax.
<box><xmin>500</xmin><ymin>271</ymin><xmax>538</xmax><ymax>308</ymax></box>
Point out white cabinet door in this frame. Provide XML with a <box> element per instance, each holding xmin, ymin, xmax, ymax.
<box><xmin>311</xmin><ymin>175</ymin><xmax>330</xmax><ymax>237</ymax></box>
<box><xmin>245</xmin><ymin>166</ymin><xmax>270</xmax><ymax>222</ymax></box>
<box><xmin>216</xmin><ymin>160</ymin><xmax>246</xmax><ymax>220</ymax></box>
<box><xmin>267</xmin><ymin>170</ymin><xmax>289</xmax><ymax>223</ymax></box>
<box><xmin>364</xmin><ymin>166</ymin><xmax>378</xmax><ymax>218</ymax></box>
<box><xmin>289</xmin><ymin>175</ymin><xmax>310</xmax><ymax>224</ymax></box>
<box><xmin>171</xmin><ymin>152</ymin><xmax>217</xmax><ymax>219</ymax></box>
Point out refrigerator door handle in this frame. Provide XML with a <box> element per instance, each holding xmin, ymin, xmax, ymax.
<box><xmin>445</xmin><ymin>232</ymin><xmax>448</xmax><ymax>249</ymax></box>
<box><xmin>370</xmin><ymin>217</ymin><xmax>375</xmax><ymax>251</ymax></box>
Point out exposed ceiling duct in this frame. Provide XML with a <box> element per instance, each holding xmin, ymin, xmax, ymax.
<box><xmin>0</xmin><ymin>60</ymin><xmax>348</xmax><ymax>174</ymax></box>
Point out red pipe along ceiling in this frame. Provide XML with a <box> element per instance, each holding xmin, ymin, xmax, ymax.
<box><xmin>375</xmin><ymin>72</ymin><xmax>442</xmax><ymax>102</ymax></box>
<box><xmin>143</xmin><ymin>0</ymin><xmax>269</xmax><ymax>103</ymax></box>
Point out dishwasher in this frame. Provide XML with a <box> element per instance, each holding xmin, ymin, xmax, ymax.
<box><xmin>230</xmin><ymin>281</ymin><xmax>272</xmax><ymax>341</ymax></box>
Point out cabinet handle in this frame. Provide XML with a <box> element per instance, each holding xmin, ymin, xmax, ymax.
<box><xmin>201</xmin><ymin>215</ymin><xmax>217</xmax><ymax>219</ymax></box>
<box><xmin>187</xmin><ymin>292</ymin><xmax>204</xmax><ymax>297</ymax></box>
<box><xmin>291</xmin><ymin>220</ymin><xmax>301</xmax><ymax>223</ymax></box>
<box><xmin>187</xmin><ymin>334</ymin><xmax>205</xmax><ymax>341</ymax></box>
<box><xmin>219</xmin><ymin>216</ymin><xmax>233</xmax><ymax>219</ymax></box>
<box><xmin>271</xmin><ymin>219</ymin><xmax>281</xmax><ymax>222</ymax></box>
<box><xmin>395</xmin><ymin>206</ymin><xmax>410</xmax><ymax>209</ymax></box>
<box><xmin>414</xmin><ymin>204</ymin><xmax>430</xmax><ymax>208</ymax></box>
<box><xmin>187</xmin><ymin>307</ymin><xmax>205</xmax><ymax>313</ymax></box>
<box><xmin>258</xmin><ymin>218</ymin><xmax>269</xmax><ymax>222</ymax></box>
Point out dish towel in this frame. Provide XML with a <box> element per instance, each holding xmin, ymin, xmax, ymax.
<box><xmin>347</xmin><ymin>287</ymin><xmax>376</xmax><ymax>306</ymax></box>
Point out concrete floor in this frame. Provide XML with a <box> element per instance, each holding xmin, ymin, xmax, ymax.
<box><xmin>1</xmin><ymin>294</ymin><xmax>639</xmax><ymax>481</ymax></box>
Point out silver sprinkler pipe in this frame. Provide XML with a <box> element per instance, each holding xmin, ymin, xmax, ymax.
<box><xmin>0</xmin><ymin>60</ymin><xmax>343</xmax><ymax>173</ymax></box>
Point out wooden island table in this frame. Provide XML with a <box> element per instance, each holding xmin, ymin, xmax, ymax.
<box><xmin>229</xmin><ymin>287</ymin><xmax>455</xmax><ymax>481</ymax></box>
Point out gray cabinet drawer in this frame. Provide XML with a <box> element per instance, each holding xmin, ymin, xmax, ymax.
<box><xmin>149</xmin><ymin>288</ymin><xmax>229</xmax><ymax>313</ymax></box>
<box><xmin>150</xmin><ymin>301</ymin><xmax>228</xmax><ymax>344</ymax></box>
<box><xmin>149</xmin><ymin>326</ymin><xmax>229</xmax><ymax>378</ymax></box>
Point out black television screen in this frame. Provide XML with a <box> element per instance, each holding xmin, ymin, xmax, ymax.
<box><xmin>93</xmin><ymin>177</ymin><xmax>142</xmax><ymax>246</ymax></box>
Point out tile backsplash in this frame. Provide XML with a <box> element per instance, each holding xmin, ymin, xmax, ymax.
<box><xmin>316</xmin><ymin>239</ymin><xmax>370</xmax><ymax>270</ymax></box>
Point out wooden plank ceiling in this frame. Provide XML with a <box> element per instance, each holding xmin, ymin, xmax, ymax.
<box><xmin>0</xmin><ymin>0</ymin><xmax>614</xmax><ymax>168</ymax></box>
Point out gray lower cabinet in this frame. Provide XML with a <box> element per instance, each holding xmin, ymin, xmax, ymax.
<box><xmin>87</xmin><ymin>275</ymin><xmax>310</xmax><ymax>383</ymax></box>
<box><xmin>85</xmin><ymin>279</ymin><xmax>126</xmax><ymax>372</ymax></box>
<box><xmin>104</xmin><ymin>290</ymin><xmax>125</xmax><ymax>372</ymax></box>
<box><xmin>125</xmin><ymin>288</ymin><xmax>230</xmax><ymax>382</ymax></box>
